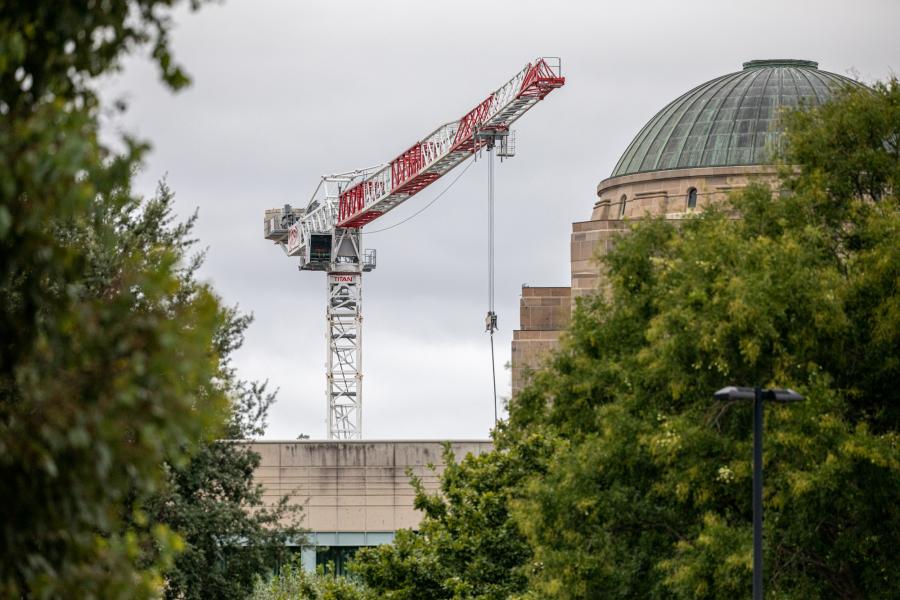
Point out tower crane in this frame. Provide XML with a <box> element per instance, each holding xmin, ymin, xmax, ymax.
<box><xmin>263</xmin><ymin>58</ymin><xmax>565</xmax><ymax>439</ymax></box>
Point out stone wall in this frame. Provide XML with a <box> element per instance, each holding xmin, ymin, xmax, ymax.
<box><xmin>249</xmin><ymin>440</ymin><xmax>492</xmax><ymax>532</ymax></box>
<box><xmin>578</xmin><ymin>165</ymin><xmax>776</xmax><ymax>297</ymax></box>
<box><xmin>570</xmin><ymin>219</ymin><xmax>627</xmax><ymax>300</ymax></box>
<box><xmin>510</xmin><ymin>165</ymin><xmax>778</xmax><ymax>396</ymax></box>
<box><xmin>592</xmin><ymin>165</ymin><xmax>777</xmax><ymax>221</ymax></box>
<box><xmin>510</xmin><ymin>286</ymin><xmax>571</xmax><ymax>395</ymax></box>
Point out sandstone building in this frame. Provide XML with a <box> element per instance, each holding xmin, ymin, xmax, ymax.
<box><xmin>512</xmin><ymin>59</ymin><xmax>859</xmax><ymax>394</ymax></box>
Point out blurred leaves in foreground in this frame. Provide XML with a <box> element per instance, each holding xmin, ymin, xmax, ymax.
<box><xmin>1</xmin><ymin>1</ymin><xmax>297</xmax><ymax>597</ymax></box>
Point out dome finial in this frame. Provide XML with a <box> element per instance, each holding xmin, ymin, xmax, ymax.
<box><xmin>743</xmin><ymin>59</ymin><xmax>818</xmax><ymax>70</ymax></box>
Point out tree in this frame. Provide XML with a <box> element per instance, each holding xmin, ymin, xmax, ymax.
<box><xmin>336</xmin><ymin>78</ymin><xmax>899</xmax><ymax>600</ymax></box>
<box><xmin>147</xmin><ymin>380</ymin><xmax>301</xmax><ymax>600</ymax></box>
<box><xmin>0</xmin><ymin>1</ymin><xmax>241</xmax><ymax>597</ymax></box>
<box><xmin>250</xmin><ymin>559</ymin><xmax>368</xmax><ymax>600</ymax></box>
<box><xmin>509</xmin><ymin>78</ymin><xmax>900</xmax><ymax>598</ymax></box>
<box><xmin>88</xmin><ymin>183</ymin><xmax>302</xmax><ymax>599</ymax></box>
<box><xmin>350</xmin><ymin>440</ymin><xmax>546</xmax><ymax>600</ymax></box>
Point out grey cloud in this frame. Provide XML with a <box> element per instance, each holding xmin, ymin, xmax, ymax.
<box><xmin>102</xmin><ymin>0</ymin><xmax>899</xmax><ymax>440</ymax></box>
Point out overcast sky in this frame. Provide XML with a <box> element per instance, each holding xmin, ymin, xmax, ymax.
<box><xmin>102</xmin><ymin>0</ymin><xmax>899</xmax><ymax>440</ymax></box>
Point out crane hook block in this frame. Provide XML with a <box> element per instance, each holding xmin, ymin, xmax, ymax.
<box><xmin>485</xmin><ymin>311</ymin><xmax>498</xmax><ymax>334</ymax></box>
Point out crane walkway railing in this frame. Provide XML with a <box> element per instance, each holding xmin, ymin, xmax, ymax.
<box><xmin>335</xmin><ymin>57</ymin><xmax>564</xmax><ymax>228</ymax></box>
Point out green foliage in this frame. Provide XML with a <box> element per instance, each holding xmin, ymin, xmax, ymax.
<box><xmin>509</xmin><ymin>78</ymin><xmax>900</xmax><ymax>598</ymax></box>
<box><xmin>350</xmin><ymin>439</ymin><xmax>549</xmax><ymax>599</ymax></box>
<box><xmin>148</xmin><ymin>433</ymin><xmax>301</xmax><ymax>600</ymax></box>
<box><xmin>333</xmin><ymin>78</ymin><xmax>900</xmax><ymax>600</ymax></box>
<box><xmin>0</xmin><ymin>1</ymin><xmax>250</xmax><ymax>597</ymax></box>
<box><xmin>781</xmin><ymin>78</ymin><xmax>900</xmax><ymax>206</ymax></box>
<box><xmin>250</xmin><ymin>560</ymin><xmax>368</xmax><ymax>600</ymax></box>
<box><xmin>0</xmin><ymin>0</ymin><xmax>205</xmax><ymax>114</ymax></box>
<box><xmin>115</xmin><ymin>186</ymin><xmax>303</xmax><ymax>599</ymax></box>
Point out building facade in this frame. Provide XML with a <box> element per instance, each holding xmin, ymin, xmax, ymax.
<box><xmin>512</xmin><ymin>59</ymin><xmax>859</xmax><ymax>394</ymax></box>
<box><xmin>250</xmin><ymin>439</ymin><xmax>492</xmax><ymax>572</ymax></box>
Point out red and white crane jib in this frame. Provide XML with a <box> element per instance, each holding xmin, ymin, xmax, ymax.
<box><xmin>336</xmin><ymin>57</ymin><xmax>565</xmax><ymax>229</ymax></box>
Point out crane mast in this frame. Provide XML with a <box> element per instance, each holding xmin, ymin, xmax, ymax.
<box><xmin>263</xmin><ymin>58</ymin><xmax>565</xmax><ymax>439</ymax></box>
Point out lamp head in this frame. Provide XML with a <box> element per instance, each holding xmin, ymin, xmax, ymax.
<box><xmin>713</xmin><ymin>386</ymin><xmax>804</xmax><ymax>403</ymax></box>
<box><xmin>713</xmin><ymin>386</ymin><xmax>755</xmax><ymax>401</ymax></box>
<box><xmin>765</xmin><ymin>388</ymin><xmax>805</xmax><ymax>403</ymax></box>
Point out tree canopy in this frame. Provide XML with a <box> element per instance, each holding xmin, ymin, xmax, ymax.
<box><xmin>1</xmin><ymin>1</ymin><xmax>296</xmax><ymax>597</ymax></box>
<box><xmin>350</xmin><ymin>439</ymin><xmax>546</xmax><ymax>599</ymax></box>
<box><xmin>346</xmin><ymin>78</ymin><xmax>900</xmax><ymax>599</ymax></box>
<box><xmin>118</xmin><ymin>185</ymin><xmax>301</xmax><ymax>600</ymax></box>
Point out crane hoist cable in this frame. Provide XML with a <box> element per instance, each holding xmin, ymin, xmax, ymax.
<box><xmin>485</xmin><ymin>143</ymin><xmax>499</xmax><ymax>426</ymax></box>
<box><xmin>361</xmin><ymin>158</ymin><xmax>475</xmax><ymax>235</ymax></box>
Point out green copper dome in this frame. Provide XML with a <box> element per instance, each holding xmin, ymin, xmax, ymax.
<box><xmin>611</xmin><ymin>60</ymin><xmax>860</xmax><ymax>178</ymax></box>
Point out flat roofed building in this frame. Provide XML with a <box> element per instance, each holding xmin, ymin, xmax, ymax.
<box><xmin>249</xmin><ymin>439</ymin><xmax>492</xmax><ymax>572</ymax></box>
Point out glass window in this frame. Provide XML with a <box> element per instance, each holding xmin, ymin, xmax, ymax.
<box><xmin>687</xmin><ymin>187</ymin><xmax>698</xmax><ymax>209</ymax></box>
<box><xmin>316</xmin><ymin>546</ymin><xmax>360</xmax><ymax>576</ymax></box>
<box><xmin>619</xmin><ymin>194</ymin><xmax>627</xmax><ymax>217</ymax></box>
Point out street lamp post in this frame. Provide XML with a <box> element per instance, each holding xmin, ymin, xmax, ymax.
<box><xmin>713</xmin><ymin>386</ymin><xmax>804</xmax><ymax>600</ymax></box>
